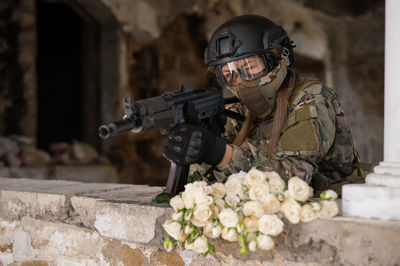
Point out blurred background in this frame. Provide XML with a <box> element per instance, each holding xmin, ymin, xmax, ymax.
<box><xmin>0</xmin><ymin>0</ymin><xmax>384</xmax><ymax>186</ymax></box>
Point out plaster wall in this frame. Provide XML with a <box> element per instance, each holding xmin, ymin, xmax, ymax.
<box><xmin>0</xmin><ymin>0</ymin><xmax>384</xmax><ymax>184</ymax></box>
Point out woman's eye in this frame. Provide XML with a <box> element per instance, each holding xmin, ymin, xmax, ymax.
<box><xmin>224</xmin><ymin>73</ymin><xmax>232</xmax><ymax>80</ymax></box>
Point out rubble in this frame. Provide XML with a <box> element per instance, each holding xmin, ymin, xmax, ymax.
<box><xmin>20</xmin><ymin>146</ymin><xmax>51</xmax><ymax>167</ymax></box>
<box><xmin>71</xmin><ymin>140</ymin><xmax>99</xmax><ymax>164</ymax></box>
<box><xmin>0</xmin><ymin>135</ymin><xmax>106</xmax><ymax>167</ymax></box>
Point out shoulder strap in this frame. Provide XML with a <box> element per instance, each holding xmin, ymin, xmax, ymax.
<box><xmin>288</xmin><ymin>79</ymin><xmax>320</xmax><ymax>106</ymax></box>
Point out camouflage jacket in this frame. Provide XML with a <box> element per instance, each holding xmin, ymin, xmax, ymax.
<box><xmin>191</xmin><ymin>81</ymin><xmax>363</xmax><ymax>193</ymax></box>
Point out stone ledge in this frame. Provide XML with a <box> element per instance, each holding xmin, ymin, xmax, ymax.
<box><xmin>1</xmin><ymin>177</ymin><xmax>400</xmax><ymax>265</ymax></box>
<box><xmin>0</xmin><ymin>177</ymin><xmax>167</xmax><ymax>238</ymax></box>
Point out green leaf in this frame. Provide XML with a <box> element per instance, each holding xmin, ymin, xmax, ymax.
<box><xmin>177</xmin><ymin>240</ymin><xmax>185</xmax><ymax>249</ymax></box>
<box><xmin>208</xmin><ymin>244</ymin><xmax>215</xmax><ymax>254</ymax></box>
<box><xmin>187</xmin><ymin>234</ymin><xmax>195</xmax><ymax>244</ymax></box>
<box><xmin>191</xmin><ymin>226</ymin><xmax>200</xmax><ymax>239</ymax></box>
<box><xmin>320</xmin><ymin>191</ymin><xmax>332</xmax><ymax>201</ymax></box>
<box><xmin>151</xmin><ymin>190</ymin><xmax>171</xmax><ymax>203</ymax></box>
<box><xmin>187</xmin><ymin>171</ymin><xmax>203</xmax><ymax>183</ymax></box>
<box><xmin>201</xmin><ymin>251</ymin><xmax>209</xmax><ymax>257</ymax></box>
<box><xmin>184</xmin><ymin>209</ymin><xmax>193</xmax><ymax>221</ymax></box>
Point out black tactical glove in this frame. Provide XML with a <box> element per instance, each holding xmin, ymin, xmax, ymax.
<box><xmin>207</xmin><ymin>114</ymin><xmax>227</xmax><ymax>136</ymax></box>
<box><xmin>163</xmin><ymin>124</ymin><xmax>227</xmax><ymax>165</ymax></box>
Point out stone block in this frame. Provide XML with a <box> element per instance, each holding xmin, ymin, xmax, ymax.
<box><xmin>0</xmin><ymin>190</ymin><xmax>37</xmax><ymax>219</ymax></box>
<box><xmin>70</xmin><ymin>196</ymin><xmax>97</xmax><ymax>227</ymax></box>
<box><xmin>36</xmin><ymin>193</ymin><xmax>66</xmax><ymax>220</ymax></box>
<box><xmin>19</xmin><ymin>217</ymin><xmax>105</xmax><ymax>262</ymax></box>
<box><xmin>13</xmin><ymin>226</ymin><xmax>36</xmax><ymax>262</ymax></box>
<box><xmin>20</xmin><ymin>147</ymin><xmax>51</xmax><ymax>167</ymax></box>
<box><xmin>0</xmin><ymin>220</ymin><xmax>19</xmax><ymax>247</ymax></box>
<box><xmin>55</xmin><ymin>255</ymin><xmax>99</xmax><ymax>266</ymax></box>
<box><xmin>94</xmin><ymin>201</ymin><xmax>166</xmax><ymax>243</ymax></box>
<box><xmin>150</xmin><ymin>250</ymin><xmax>185</xmax><ymax>266</ymax></box>
<box><xmin>71</xmin><ymin>140</ymin><xmax>98</xmax><ymax>164</ymax></box>
<box><xmin>0</xmin><ymin>252</ymin><xmax>14</xmax><ymax>266</ymax></box>
<box><xmin>101</xmin><ymin>239</ymin><xmax>146</xmax><ymax>265</ymax></box>
<box><xmin>81</xmin><ymin>185</ymin><xmax>163</xmax><ymax>204</ymax></box>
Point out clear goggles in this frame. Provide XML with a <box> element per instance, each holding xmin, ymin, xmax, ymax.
<box><xmin>215</xmin><ymin>54</ymin><xmax>270</xmax><ymax>87</ymax></box>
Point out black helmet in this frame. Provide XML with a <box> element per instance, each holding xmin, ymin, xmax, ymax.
<box><xmin>204</xmin><ymin>15</ymin><xmax>294</xmax><ymax>70</ymax></box>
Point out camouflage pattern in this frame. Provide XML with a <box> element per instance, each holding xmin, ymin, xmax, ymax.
<box><xmin>190</xmin><ymin>81</ymin><xmax>364</xmax><ymax>193</ymax></box>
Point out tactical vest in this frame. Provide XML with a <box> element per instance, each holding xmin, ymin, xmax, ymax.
<box><xmin>287</xmin><ymin>80</ymin><xmax>370</xmax><ymax>195</ymax></box>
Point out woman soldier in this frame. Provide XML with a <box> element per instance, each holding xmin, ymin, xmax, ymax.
<box><xmin>163</xmin><ymin>15</ymin><xmax>366</xmax><ymax>194</ymax></box>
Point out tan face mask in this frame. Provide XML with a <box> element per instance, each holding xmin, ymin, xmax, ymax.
<box><xmin>228</xmin><ymin>60</ymin><xmax>288</xmax><ymax>118</ymax></box>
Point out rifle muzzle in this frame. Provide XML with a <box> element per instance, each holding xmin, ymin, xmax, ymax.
<box><xmin>98</xmin><ymin>124</ymin><xmax>114</xmax><ymax>139</ymax></box>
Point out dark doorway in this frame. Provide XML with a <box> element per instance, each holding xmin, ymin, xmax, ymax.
<box><xmin>36</xmin><ymin>1</ymin><xmax>82</xmax><ymax>150</ymax></box>
<box><xmin>36</xmin><ymin>0</ymin><xmax>101</xmax><ymax>151</ymax></box>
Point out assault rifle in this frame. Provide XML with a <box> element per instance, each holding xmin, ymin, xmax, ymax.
<box><xmin>98</xmin><ymin>85</ymin><xmax>244</xmax><ymax>196</ymax></box>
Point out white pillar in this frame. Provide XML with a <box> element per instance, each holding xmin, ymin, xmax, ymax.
<box><xmin>342</xmin><ymin>0</ymin><xmax>400</xmax><ymax>221</ymax></box>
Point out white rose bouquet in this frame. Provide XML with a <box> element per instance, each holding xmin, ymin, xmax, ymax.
<box><xmin>162</xmin><ymin>168</ymin><xmax>340</xmax><ymax>257</ymax></box>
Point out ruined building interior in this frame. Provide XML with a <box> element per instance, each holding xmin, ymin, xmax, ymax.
<box><xmin>0</xmin><ymin>0</ymin><xmax>384</xmax><ymax>186</ymax></box>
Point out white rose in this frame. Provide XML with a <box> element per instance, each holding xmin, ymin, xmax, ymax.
<box><xmin>258</xmin><ymin>214</ymin><xmax>284</xmax><ymax>236</ymax></box>
<box><xmin>224</xmin><ymin>193</ymin><xmax>240</xmax><ymax>208</ymax></box>
<box><xmin>225</xmin><ymin>171</ymin><xmax>246</xmax><ymax>198</ymax></box>
<box><xmin>244</xmin><ymin>216</ymin><xmax>259</xmax><ymax>233</ymax></box>
<box><xmin>288</xmin><ymin>177</ymin><xmax>313</xmax><ymax>202</ymax></box>
<box><xmin>266</xmin><ymin>172</ymin><xmax>286</xmax><ymax>194</ymax></box>
<box><xmin>276</xmin><ymin>192</ymin><xmax>285</xmax><ymax>202</ymax></box>
<box><xmin>184</xmin><ymin>224</ymin><xmax>194</xmax><ymax>235</ymax></box>
<box><xmin>218</xmin><ymin>208</ymin><xmax>239</xmax><ymax>228</ymax></box>
<box><xmin>248</xmin><ymin>185</ymin><xmax>269</xmax><ymax>202</ymax></box>
<box><xmin>185</xmin><ymin>240</ymin><xmax>194</xmax><ymax>250</ymax></box>
<box><xmin>256</xmin><ymin>234</ymin><xmax>275</xmax><ymax>251</ymax></box>
<box><xmin>169</xmin><ymin>195</ymin><xmax>185</xmax><ymax>211</ymax></box>
<box><xmin>281</xmin><ymin>197</ymin><xmax>302</xmax><ymax>224</ymax></box>
<box><xmin>181</xmin><ymin>191</ymin><xmax>195</xmax><ymax>209</ymax></box>
<box><xmin>243</xmin><ymin>200</ymin><xmax>264</xmax><ymax>218</ymax></box>
<box><xmin>197</xmin><ymin>195</ymin><xmax>213</xmax><ymax>207</ymax></box>
<box><xmin>320</xmin><ymin>190</ymin><xmax>338</xmax><ymax>201</ymax></box>
<box><xmin>300</xmin><ymin>204</ymin><xmax>317</xmax><ymax>223</ymax></box>
<box><xmin>191</xmin><ymin>205</ymin><xmax>213</xmax><ymax>227</ymax></box>
<box><xmin>186</xmin><ymin>181</ymin><xmax>209</xmax><ymax>204</ymax></box>
<box><xmin>162</xmin><ymin>220</ymin><xmax>185</xmax><ymax>241</ymax></box>
<box><xmin>248</xmin><ymin>239</ymin><xmax>258</xmax><ymax>252</ymax></box>
<box><xmin>310</xmin><ymin>201</ymin><xmax>322</xmax><ymax>212</ymax></box>
<box><xmin>317</xmin><ymin>200</ymin><xmax>339</xmax><ymax>219</ymax></box>
<box><xmin>244</xmin><ymin>168</ymin><xmax>267</xmax><ymax>189</ymax></box>
<box><xmin>260</xmin><ymin>193</ymin><xmax>281</xmax><ymax>214</ymax></box>
<box><xmin>192</xmin><ymin>235</ymin><xmax>209</xmax><ymax>253</ymax></box>
<box><xmin>210</xmin><ymin>198</ymin><xmax>225</xmax><ymax>218</ymax></box>
<box><xmin>171</xmin><ymin>211</ymin><xmax>183</xmax><ymax>221</ymax></box>
<box><xmin>211</xmin><ymin>182</ymin><xmax>226</xmax><ymax>198</ymax></box>
<box><xmin>204</xmin><ymin>223</ymin><xmax>222</xmax><ymax>239</ymax></box>
<box><xmin>221</xmin><ymin>227</ymin><xmax>238</xmax><ymax>242</ymax></box>
<box><xmin>206</xmin><ymin>185</ymin><xmax>214</xmax><ymax>195</ymax></box>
